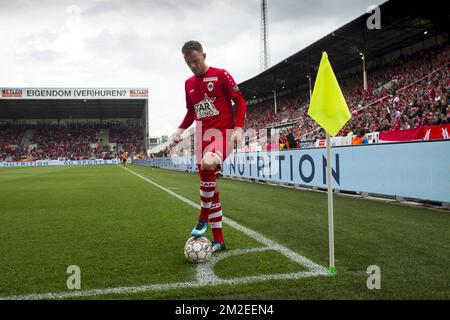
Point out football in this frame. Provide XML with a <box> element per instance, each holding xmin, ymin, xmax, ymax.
<box><xmin>184</xmin><ymin>236</ymin><xmax>212</xmax><ymax>263</ymax></box>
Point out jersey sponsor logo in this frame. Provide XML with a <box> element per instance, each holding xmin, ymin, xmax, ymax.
<box><xmin>194</xmin><ymin>94</ymin><xmax>219</xmax><ymax>119</ymax></box>
<box><xmin>203</xmin><ymin>77</ymin><xmax>218</xmax><ymax>82</ymax></box>
<box><xmin>207</xmin><ymin>82</ymin><xmax>214</xmax><ymax>92</ymax></box>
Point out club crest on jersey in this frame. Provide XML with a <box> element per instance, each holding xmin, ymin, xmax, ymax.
<box><xmin>194</xmin><ymin>94</ymin><xmax>219</xmax><ymax>119</ymax></box>
<box><xmin>207</xmin><ymin>82</ymin><xmax>214</xmax><ymax>92</ymax></box>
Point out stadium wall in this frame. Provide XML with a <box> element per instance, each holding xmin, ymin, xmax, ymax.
<box><xmin>134</xmin><ymin>140</ymin><xmax>450</xmax><ymax>205</ymax></box>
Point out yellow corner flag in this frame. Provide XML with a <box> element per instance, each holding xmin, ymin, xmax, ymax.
<box><xmin>307</xmin><ymin>52</ymin><xmax>351</xmax><ymax>136</ymax></box>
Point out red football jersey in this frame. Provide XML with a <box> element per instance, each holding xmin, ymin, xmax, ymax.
<box><xmin>179</xmin><ymin>67</ymin><xmax>246</xmax><ymax>132</ymax></box>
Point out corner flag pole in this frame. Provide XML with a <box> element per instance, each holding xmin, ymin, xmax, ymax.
<box><xmin>307</xmin><ymin>52</ymin><xmax>352</xmax><ymax>276</ymax></box>
<box><xmin>326</xmin><ymin>133</ymin><xmax>336</xmax><ymax>275</ymax></box>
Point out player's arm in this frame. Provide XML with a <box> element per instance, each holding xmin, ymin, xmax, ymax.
<box><xmin>172</xmin><ymin>82</ymin><xmax>195</xmax><ymax>143</ymax></box>
<box><xmin>221</xmin><ymin>70</ymin><xmax>247</xmax><ymax>146</ymax></box>
<box><xmin>230</xmin><ymin>94</ymin><xmax>246</xmax><ymax>147</ymax></box>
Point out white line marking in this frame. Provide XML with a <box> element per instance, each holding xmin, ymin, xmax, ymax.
<box><xmin>121</xmin><ymin>166</ymin><xmax>327</xmax><ymax>273</ymax></box>
<box><xmin>196</xmin><ymin>247</ymin><xmax>272</xmax><ymax>283</ymax></box>
<box><xmin>2</xmin><ymin>269</ymin><xmax>325</xmax><ymax>300</ymax></box>
<box><xmin>3</xmin><ymin>247</ymin><xmax>325</xmax><ymax>300</ymax></box>
<box><xmin>0</xmin><ymin>166</ymin><xmax>328</xmax><ymax>300</ymax></box>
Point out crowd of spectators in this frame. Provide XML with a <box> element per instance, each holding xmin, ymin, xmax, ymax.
<box><xmin>28</xmin><ymin>123</ymin><xmax>99</xmax><ymax>161</ymax></box>
<box><xmin>110</xmin><ymin>122</ymin><xmax>144</xmax><ymax>155</ymax></box>
<box><xmin>243</xmin><ymin>44</ymin><xmax>449</xmax><ymax>148</ymax></box>
<box><xmin>0</xmin><ymin>123</ymin><xmax>28</xmax><ymax>162</ymax></box>
<box><xmin>0</xmin><ymin>121</ymin><xmax>145</xmax><ymax>162</ymax></box>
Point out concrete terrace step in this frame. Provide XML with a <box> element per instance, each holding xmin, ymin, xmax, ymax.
<box><xmin>20</xmin><ymin>129</ymin><xmax>35</xmax><ymax>146</ymax></box>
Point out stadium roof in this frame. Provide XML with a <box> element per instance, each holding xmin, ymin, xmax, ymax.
<box><xmin>0</xmin><ymin>99</ymin><xmax>145</xmax><ymax>119</ymax></box>
<box><xmin>239</xmin><ymin>0</ymin><xmax>449</xmax><ymax>100</ymax></box>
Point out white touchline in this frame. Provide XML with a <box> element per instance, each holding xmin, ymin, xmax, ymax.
<box><xmin>0</xmin><ymin>166</ymin><xmax>328</xmax><ymax>300</ymax></box>
<box><xmin>120</xmin><ymin>166</ymin><xmax>327</xmax><ymax>273</ymax></box>
<box><xmin>2</xmin><ymin>270</ymin><xmax>325</xmax><ymax>300</ymax></box>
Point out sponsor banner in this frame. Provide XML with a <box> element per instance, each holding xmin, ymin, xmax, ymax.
<box><xmin>0</xmin><ymin>159</ymin><xmax>120</xmax><ymax>167</ymax></box>
<box><xmin>315</xmin><ymin>139</ymin><xmax>326</xmax><ymax>147</ymax></box>
<box><xmin>365</xmin><ymin>132</ymin><xmax>379</xmax><ymax>144</ymax></box>
<box><xmin>298</xmin><ymin>140</ymin><xmax>315</xmax><ymax>149</ymax></box>
<box><xmin>136</xmin><ymin>140</ymin><xmax>450</xmax><ymax>203</ymax></box>
<box><xmin>134</xmin><ymin>157</ymin><xmax>198</xmax><ymax>173</ymax></box>
<box><xmin>379</xmin><ymin>127</ymin><xmax>423</xmax><ymax>142</ymax></box>
<box><xmin>0</xmin><ymin>88</ymin><xmax>148</xmax><ymax>100</ymax></box>
<box><xmin>423</xmin><ymin>124</ymin><xmax>450</xmax><ymax>140</ymax></box>
<box><xmin>379</xmin><ymin>124</ymin><xmax>450</xmax><ymax>142</ymax></box>
<box><xmin>331</xmin><ymin>136</ymin><xmax>353</xmax><ymax>146</ymax></box>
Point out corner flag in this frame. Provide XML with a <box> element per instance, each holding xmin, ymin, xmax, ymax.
<box><xmin>307</xmin><ymin>52</ymin><xmax>351</xmax><ymax>275</ymax></box>
<box><xmin>307</xmin><ymin>52</ymin><xmax>351</xmax><ymax>136</ymax></box>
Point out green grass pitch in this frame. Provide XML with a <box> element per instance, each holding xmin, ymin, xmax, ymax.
<box><xmin>0</xmin><ymin>164</ymin><xmax>448</xmax><ymax>299</ymax></box>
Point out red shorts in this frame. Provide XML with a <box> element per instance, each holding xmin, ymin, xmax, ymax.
<box><xmin>196</xmin><ymin>128</ymin><xmax>234</xmax><ymax>175</ymax></box>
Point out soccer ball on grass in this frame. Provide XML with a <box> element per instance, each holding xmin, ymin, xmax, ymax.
<box><xmin>184</xmin><ymin>236</ymin><xmax>212</xmax><ymax>263</ymax></box>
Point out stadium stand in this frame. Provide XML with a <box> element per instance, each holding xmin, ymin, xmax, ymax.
<box><xmin>242</xmin><ymin>44</ymin><xmax>449</xmax><ymax>148</ymax></box>
<box><xmin>0</xmin><ymin>89</ymin><xmax>148</xmax><ymax>162</ymax></box>
<box><xmin>0</xmin><ymin>121</ymin><xmax>146</xmax><ymax>161</ymax></box>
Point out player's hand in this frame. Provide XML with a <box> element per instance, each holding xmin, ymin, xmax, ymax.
<box><xmin>231</xmin><ymin>127</ymin><xmax>243</xmax><ymax>149</ymax></box>
<box><xmin>171</xmin><ymin>128</ymin><xmax>185</xmax><ymax>143</ymax></box>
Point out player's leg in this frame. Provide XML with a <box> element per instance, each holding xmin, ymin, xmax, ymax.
<box><xmin>209</xmin><ymin>184</ymin><xmax>226</xmax><ymax>252</ymax></box>
<box><xmin>209</xmin><ymin>131</ymin><xmax>234</xmax><ymax>252</ymax></box>
<box><xmin>191</xmin><ymin>152</ymin><xmax>220</xmax><ymax>237</ymax></box>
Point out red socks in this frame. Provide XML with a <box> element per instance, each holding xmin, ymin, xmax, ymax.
<box><xmin>209</xmin><ymin>192</ymin><xmax>223</xmax><ymax>243</ymax></box>
<box><xmin>198</xmin><ymin>170</ymin><xmax>224</xmax><ymax>243</ymax></box>
<box><xmin>199</xmin><ymin>169</ymin><xmax>216</xmax><ymax>222</ymax></box>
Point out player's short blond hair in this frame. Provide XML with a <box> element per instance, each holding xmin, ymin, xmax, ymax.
<box><xmin>182</xmin><ymin>40</ymin><xmax>203</xmax><ymax>55</ymax></box>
